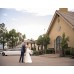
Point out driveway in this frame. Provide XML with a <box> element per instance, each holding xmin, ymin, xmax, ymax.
<box><xmin>0</xmin><ymin>54</ymin><xmax>74</xmax><ymax>66</ymax></box>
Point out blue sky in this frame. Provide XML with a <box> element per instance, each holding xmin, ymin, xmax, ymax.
<box><xmin>0</xmin><ymin>0</ymin><xmax>74</xmax><ymax>40</ymax></box>
<box><xmin>0</xmin><ymin>8</ymin><xmax>52</xmax><ymax>40</ymax></box>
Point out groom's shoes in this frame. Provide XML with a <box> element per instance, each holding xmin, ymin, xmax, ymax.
<box><xmin>19</xmin><ymin>61</ymin><xmax>24</xmax><ymax>63</ymax></box>
<box><xmin>22</xmin><ymin>61</ymin><xmax>24</xmax><ymax>63</ymax></box>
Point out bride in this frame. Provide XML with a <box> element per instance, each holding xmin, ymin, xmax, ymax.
<box><xmin>24</xmin><ymin>44</ymin><xmax>33</xmax><ymax>63</ymax></box>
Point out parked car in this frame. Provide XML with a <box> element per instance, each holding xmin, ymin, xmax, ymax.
<box><xmin>1</xmin><ymin>48</ymin><xmax>21</xmax><ymax>56</ymax></box>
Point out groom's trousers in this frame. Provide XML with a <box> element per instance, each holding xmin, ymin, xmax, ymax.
<box><xmin>19</xmin><ymin>52</ymin><xmax>24</xmax><ymax>63</ymax></box>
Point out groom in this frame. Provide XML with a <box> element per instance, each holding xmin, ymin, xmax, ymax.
<box><xmin>19</xmin><ymin>42</ymin><xmax>26</xmax><ymax>63</ymax></box>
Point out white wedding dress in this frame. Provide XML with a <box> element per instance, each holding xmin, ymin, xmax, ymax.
<box><xmin>24</xmin><ymin>47</ymin><xmax>33</xmax><ymax>63</ymax></box>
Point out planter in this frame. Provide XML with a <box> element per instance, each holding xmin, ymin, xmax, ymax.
<box><xmin>70</xmin><ymin>48</ymin><xmax>74</xmax><ymax>59</ymax></box>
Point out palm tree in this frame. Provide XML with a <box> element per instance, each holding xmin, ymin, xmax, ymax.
<box><xmin>61</xmin><ymin>33</ymin><xmax>69</xmax><ymax>56</ymax></box>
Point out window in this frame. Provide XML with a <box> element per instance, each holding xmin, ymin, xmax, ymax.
<box><xmin>56</xmin><ymin>24</ymin><xmax>61</xmax><ymax>31</ymax></box>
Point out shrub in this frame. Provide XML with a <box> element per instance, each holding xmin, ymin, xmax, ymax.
<box><xmin>38</xmin><ymin>50</ymin><xmax>44</xmax><ymax>55</ymax></box>
<box><xmin>46</xmin><ymin>48</ymin><xmax>55</xmax><ymax>54</ymax></box>
<box><xmin>33</xmin><ymin>50</ymin><xmax>45</xmax><ymax>55</ymax></box>
<box><xmin>33</xmin><ymin>51</ymin><xmax>39</xmax><ymax>56</ymax></box>
<box><xmin>65</xmin><ymin>48</ymin><xmax>70</xmax><ymax>55</ymax></box>
<box><xmin>70</xmin><ymin>48</ymin><xmax>74</xmax><ymax>56</ymax></box>
<box><xmin>31</xmin><ymin>47</ymin><xmax>36</xmax><ymax>51</ymax></box>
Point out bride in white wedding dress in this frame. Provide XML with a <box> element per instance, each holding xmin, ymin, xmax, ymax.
<box><xmin>24</xmin><ymin>44</ymin><xmax>33</xmax><ymax>63</ymax></box>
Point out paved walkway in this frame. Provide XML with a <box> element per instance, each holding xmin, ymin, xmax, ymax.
<box><xmin>0</xmin><ymin>54</ymin><xmax>74</xmax><ymax>66</ymax></box>
<box><xmin>39</xmin><ymin>54</ymin><xmax>60</xmax><ymax>58</ymax></box>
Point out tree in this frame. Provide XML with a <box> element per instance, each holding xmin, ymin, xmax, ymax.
<box><xmin>22</xmin><ymin>34</ymin><xmax>26</xmax><ymax>41</ymax></box>
<box><xmin>9</xmin><ymin>29</ymin><xmax>18</xmax><ymax>48</ymax></box>
<box><xmin>17</xmin><ymin>32</ymin><xmax>22</xmax><ymax>44</ymax></box>
<box><xmin>42</xmin><ymin>34</ymin><xmax>50</xmax><ymax>53</ymax></box>
<box><xmin>36</xmin><ymin>34</ymin><xmax>50</xmax><ymax>53</ymax></box>
<box><xmin>17</xmin><ymin>32</ymin><xmax>26</xmax><ymax>44</ymax></box>
<box><xmin>0</xmin><ymin>23</ymin><xmax>7</xmax><ymax>50</ymax></box>
<box><xmin>36</xmin><ymin>35</ymin><xmax>43</xmax><ymax>50</ymax></box>
<box><xmin>0</xmin><ymin>23</ymin><xmax>26</xmax><ymax>49</ymax></box>
<box><xmin>8</xmin><ymin>30</ymin><xmax>26</xmax><ymax>48</ymax></box>
<box><xmin>61</xmin><ymin>33</ymin><xmax>69</xmax><ymax>56</ymax></box>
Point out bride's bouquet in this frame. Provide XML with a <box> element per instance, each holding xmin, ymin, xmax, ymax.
<box><xmin>30</xmin><ymin>50</ymin><xmax>33</xmax><ymax>55</ymax></box>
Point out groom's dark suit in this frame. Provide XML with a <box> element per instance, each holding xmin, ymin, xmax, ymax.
<box><xmin>19</xmin><ymin>44</ymin><xmax>26</xmax><ymax>63</ymax></box>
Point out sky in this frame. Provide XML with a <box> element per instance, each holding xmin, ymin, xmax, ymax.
<box><xmin>0</xmin><ymin>0</ymin><xmax>74</xmax><ymax>40</ymax></box>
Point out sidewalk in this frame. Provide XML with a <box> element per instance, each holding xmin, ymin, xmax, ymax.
<box><xmin>0</xmin><ymin>55</ymin><xmax>74</xmax><ymax>66</ymax></box>
<box><xmin>39</xmin><ymin>54</ymin><xmax>60</xmax><ymax>58</ymax></box>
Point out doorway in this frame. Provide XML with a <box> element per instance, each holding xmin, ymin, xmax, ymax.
<box><xmin>55</xmin><ymin>36</ymin><xmax>62</xmax><ymax>53</ymax></box>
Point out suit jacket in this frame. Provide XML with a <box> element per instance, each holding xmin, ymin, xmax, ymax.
<box><xmin>21</xmin><ymin>45</ymin><xmax>26</xmax><ymax>53</ymax></box>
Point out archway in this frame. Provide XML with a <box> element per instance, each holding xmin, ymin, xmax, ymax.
<box><xmin>55</xmin><ymin>36</ymin><xmax>62</xmax><ymax>53</ymax></box>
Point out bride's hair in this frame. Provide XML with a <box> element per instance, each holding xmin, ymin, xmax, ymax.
<box><xmin>26</xmin><ymin>43</ymin><xmax>29</xmax><ymax>48</ymax></box>
<box><xmin>27</xmin><ymin>43</ymin><xmax>29</xmax><ymax>45</ymax></box>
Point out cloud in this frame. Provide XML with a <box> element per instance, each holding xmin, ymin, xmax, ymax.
<box><xmin>3</xmin><ymin>13</ymin><xmax>7</xmax><ymax>17</ymax></box>
<box><xmin>0</xmin><ymin>0</ymin><xmax>74</xmax><ymax>16</ymax></box>
<box><xmin>14</xmin><ymin>0</ymin><xmax>74</xmax><ymax>16</ymax></box>
<box><xmin>12</xmin><ymin>18</ymin><xmax>17</xmax><ymax>21</ymax></box>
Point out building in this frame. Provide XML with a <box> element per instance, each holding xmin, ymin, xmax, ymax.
<box><xmin>47</xmin><ymin>8</ymin><xmax>74</xmax><ymax>53</ymax></box>
<box><xmin>24</xmin><ymin>39</ymin><xmax>35</xmax><ymax>50</ymax></box>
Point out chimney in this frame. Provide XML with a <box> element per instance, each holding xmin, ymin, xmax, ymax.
<box><xmin>59</xmin><ymin>8</ymin><xmax>68</xmax><ymax>12</ymax></box>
